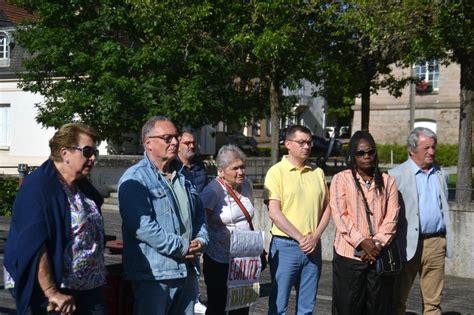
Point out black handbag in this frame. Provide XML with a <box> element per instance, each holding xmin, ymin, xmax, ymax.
<box><xmin>355</xmin><ymin>178</ymin><xmax>402</xmax><ymax>276</ymax></box>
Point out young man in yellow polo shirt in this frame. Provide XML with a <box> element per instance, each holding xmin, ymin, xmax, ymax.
<box><xmin>264</xmin><ymin>125</ymin><xmax>331</xmax><ymax>314</ymax></box>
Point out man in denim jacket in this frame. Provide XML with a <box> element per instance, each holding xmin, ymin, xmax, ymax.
<box><xmin>118</xmin><ymin>116</ymin><xmax>208</xmax><ymax>314</ymax></box>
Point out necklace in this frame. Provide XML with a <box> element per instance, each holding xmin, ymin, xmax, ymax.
<box><xmin>364</xmin><ymin>178</ymin><xmax>372</xmax><ymax>189</ymax></box>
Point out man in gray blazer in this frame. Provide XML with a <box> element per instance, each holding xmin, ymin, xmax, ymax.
<box><xmin>389</xmin><ymin>127</ymin><xmax>453</xmax><ymax>315</ymax></box>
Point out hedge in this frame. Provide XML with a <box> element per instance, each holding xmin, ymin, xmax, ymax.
<box><xmin>376</xmin><ymin>143</ymin><xmax>472</xmax><ymax>167</ymax></box>
<box><xmin>256</xmin><ymin>143</ymin><xmax>472</xmax><ymax>167</ymax></box>
<box><xmin>0</xmin><ymin>177</ymin><xmax>19</xmax><ymax>216</ymax></box>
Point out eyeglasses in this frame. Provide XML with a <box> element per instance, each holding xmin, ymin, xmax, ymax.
<box><xmin>68</xmin><ymin>146</ymin><xmax>99</xmax><ymax>158</ymax></box>
<box><xmin>355</xmin><ymin>149</ymin><xmax>376</xmax><ymax>157</ymax></box>
<box><xmin>148</xmin><ymin>134</ymin><xmax>180</xmax><ymax>144</ymax></box>
<box><xmin>181</xmin><ymin>141</ymin><xmax>195</xmax><ymax>146</ymax></box>
<box><xmin>287</xmin><ymin>139</ymin><xmax>313</xmax><ymax>147</ymax></box>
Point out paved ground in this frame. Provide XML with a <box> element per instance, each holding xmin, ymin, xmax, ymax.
<box><xmin>1</xmin><ymin>210</ymin><xmax>473</xmax><ymax>314</ymax></box>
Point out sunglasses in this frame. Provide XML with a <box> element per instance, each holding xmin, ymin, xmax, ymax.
<box><xmin>355</xmin><ymin>149</ymin><xmax>376</xmax><ymax>157</ymax></box>
<box><xmin>68</xmin><ymin>146</ymin><xmax>99</xmax><ymax>158</ymax></box>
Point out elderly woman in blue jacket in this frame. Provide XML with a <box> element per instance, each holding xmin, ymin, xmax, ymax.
<box><xmin>4</xmin><ymin>123</ymin><xmax>105</xmax><ymax>314</ymax></box>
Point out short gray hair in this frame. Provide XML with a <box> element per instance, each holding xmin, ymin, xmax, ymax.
<box><xmin>216</xmin><ymin>144</ymin><xmax>246</xmax><ymax>169</ymax></box>
<box><xmin>407</xmin><ymin>127</ymin><xmax>437</xmax><ymax>153</ymax></box>
<box><xmin>141</xmin><ymin>116</ymin><xmax>171</xmax><ymax>143</ymax></box>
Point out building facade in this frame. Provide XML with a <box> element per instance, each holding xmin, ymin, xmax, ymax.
<box><xmin>0</xmin><ymin>2</ymin><xmax>57</xmax><ymax>170</ymax></box>
<box><xmin>353</xmin><ymin>62</ymin><xmax>472</xmax><ymax>144</ymax></box>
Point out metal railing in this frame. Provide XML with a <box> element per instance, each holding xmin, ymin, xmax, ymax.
<box><xmin>0</xmin><ymin>164</ymin><xmax>37</xmax><ymax>185</ymax></box>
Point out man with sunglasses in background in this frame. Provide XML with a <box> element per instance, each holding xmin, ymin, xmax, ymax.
<box><xmin>389</xmin><ymin>127</ymin><xmax>453</xmax><ymax>315</ymax></box>
<box><xmin>176</xmin><ymin>129</ymin><xmax>208</xmax><ymax>314</ymax></box>
<box><xmin>264</xmin><ymin>125</ymin><xmax>331</xmax><ymax>314</ymax></box>
<box><xmin>118</xmin><ymin>116</ymin><xmax>208</xmax><ymax>314</ymax></box>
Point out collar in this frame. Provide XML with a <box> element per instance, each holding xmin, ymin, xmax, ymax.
<box><xmin>408</xmin><ymin>158</ymin><xmax>436</xmax><ymax>175</ymax></box>
<box><xmin>144</xmin><ymin>152</ymin><xmax>183</xmax><ymax>174</ymax></box>
<box><xmin>281</xmin><ymin>155</ymin><xmax>315</xmax><ymax>172</ymax></box>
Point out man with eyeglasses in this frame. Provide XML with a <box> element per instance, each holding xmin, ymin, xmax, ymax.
<box><xmin>118</xmin><ymin>116</ymin><xmax>208</xmax><ymax>315</ymax></box>
<box><xmin>176</xmin><ymin>129</ymin><xmax>208</xmax><ymax>314</ymax></box>
<box><xmin>264</xmin><ymin>125</ymin><xmax>331</xmax><ymax>314</ymax></box>
<box><xmin>177</xmin><ymin>130</ymin><xmax>208</xmax><ymax>194</ymax></box>
<box><xmin>389</xmin><ymin>127</ymin><xmax>453</xmax><ymax>315</ymax></box>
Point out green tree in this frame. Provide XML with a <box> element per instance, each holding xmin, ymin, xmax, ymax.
<box><xmin>12</xmin><ymin>0</ymin><xmax>264</xmax><ymax>150</ymax></box>
<box><xmin>400</xmin><ymin>1</ymin><xmax>473</xmax><ymax>203</ymax></box>
<box><xmin>431</xmin><ymin>1</ymin><xmax>473</xmax><ymax>203</ymax></box>
<box><xmin>317</xmin><ymin>2</ymin><xmax>423</xmax><ymax>131</ymax></box>
<box><xmin>128</xmin><ymin>1</ymin><xmax>329</xmax><ymax>164</ymax></box>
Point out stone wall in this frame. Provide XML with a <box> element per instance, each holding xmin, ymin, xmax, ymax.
<box><xmin>352</xmin><ymin>63</ymin><xmax>474</xmax><ymax>144</ymax></box>
<box><xmin>252</xmin><ymin>189</ymin><xmax>474</xmax><ymax>279</ymax></box>
<box><xmin>352</xmin><ymin>104</ymin><xmax>462</xmax><ymax>144</ymax></box>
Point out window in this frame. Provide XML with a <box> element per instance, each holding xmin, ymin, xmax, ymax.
<box><xmin>0</xmin><ymin>32</ymin><xmax>10</xmax><ymax>67</ymax></box>
<box><xmin>0</xmin><ymin>104</ymin><xmax>10</xmax><ymax>147</ymax></box>
<box><xmin>415</xmin><ymin>60</ymin><xmax>439</xmax><ymax>91</ymax></box>
<box><xmin>414</xmin><ymin>120</ymin><xmax>437</xmax><ymax>134</ymax></box>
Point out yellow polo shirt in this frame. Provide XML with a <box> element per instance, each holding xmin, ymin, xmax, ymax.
<box><xmin>264</xmin><ymin>156</ymin><xmax>327</xmax><ymax>237</ymax></box>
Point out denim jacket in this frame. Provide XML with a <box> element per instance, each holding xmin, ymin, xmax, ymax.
<box><xmin>118</xmin><ymin>153</ymin><xmax>208</xmax><ymax>281</ymax></box>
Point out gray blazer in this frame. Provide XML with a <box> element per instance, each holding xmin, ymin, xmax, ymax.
<box><xmin>388</xmin><ymin>160</ymin><xmax>453</xmax><ymax>262</ymax></box>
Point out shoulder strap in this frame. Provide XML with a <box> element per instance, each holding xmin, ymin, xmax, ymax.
<box><xmin>217</xmin><ymin>177</ymin><xmax>254</xmax><ymax>231</ymax></box>
<box><xmin>353</xmin><ymin>177</ymin><xmax>375</xmax><ymax>236</ymax></box>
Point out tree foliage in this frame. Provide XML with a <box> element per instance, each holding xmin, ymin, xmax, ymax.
<box><xmin>420</xmin><ymin>1</ymin><xmax>473</xmax><ymax>203</ymax></box>
<box><xmin>12</xmin><ymin>0</ymin><xmax>265</xmax><ymax>148</ymax></box>
<box><xmin>315</xmin><ymin>2</ymin><xmax>425</xmax><ymax>131</ymax></box>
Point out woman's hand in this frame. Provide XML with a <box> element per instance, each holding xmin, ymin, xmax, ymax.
<box><xmin>45</xmin><ymin>288</ymin><xmax>76</xmax><ymax>314</ymax></box>
<box><xmin>359</xmin><ymin>238</ymin><xmax>381</xmax><ymax>262</ymax></box>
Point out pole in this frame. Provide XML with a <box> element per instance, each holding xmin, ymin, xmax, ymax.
<box><xmin>17</xmin><ymin>163</ymin><xmax>29</xmax><ymax>186</ymax></box>
<box><xmin>409</xmin><ymin>64</ymin><xmax>416</xmax><ymax>130</ymax></box>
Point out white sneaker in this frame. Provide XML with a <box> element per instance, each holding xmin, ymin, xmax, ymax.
<box><xmin>194</xmin><ymin>300</ymin><xmax>207</xmax><ymax>314</ymax></box>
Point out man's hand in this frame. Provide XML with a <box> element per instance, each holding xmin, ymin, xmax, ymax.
<box><xmin>185</xmin><ymin>239</ymin><xmax>203</xmax><ymax>259</ymax></box>
<box><xmin>299</xmin><ymin>233</ymin><xmax>320</xmax><ymax>255</ymax></box>
<box><xmin>45</xmin><ymin>288</ymin><xmax>76</xmax><ymax>314</ymax></box>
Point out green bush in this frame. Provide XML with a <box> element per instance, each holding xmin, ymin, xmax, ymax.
<box><xmin>0</xmin><ymin>177</ymin><xmax>19</xmax><ymax>216</ymax></box>
<box><xmin>256</xmin><ymin>146</ymin><xmax>288</xmax><ymax>157</ymax></box>
<box><xmin>376</xmin><ymin>144</ymin><xmax>408</xmax><ymax>165</ymax></box>
<box><xmin>376</xmin><ymin>143</ymin><xmax>473</xmax><ymax>167</ymax></box>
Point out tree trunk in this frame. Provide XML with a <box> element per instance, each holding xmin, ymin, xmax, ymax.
<box><xmin>269</xmin><ymin>75</ymin><xmax>280</xmax><ymax>166</ymax></box>
<box><xmin>455</xmin><ymin>60</ymin><xmax>473</xmax><ymax>203</ymax></box>
<box><xmin>360</xmin><ymin>85</ymin><xmax>371</xmax><ymax>131</ymax></box>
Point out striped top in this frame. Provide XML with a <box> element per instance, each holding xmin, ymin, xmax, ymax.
<box><xmin>330</xmin><ymin>169</ymin><xmax>399</xmax><ymax>259</ymax></box>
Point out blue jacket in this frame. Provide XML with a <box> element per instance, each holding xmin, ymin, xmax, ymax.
<box><xmin>389</xmin><ymin>160</ymin><xmax>453</xmax><ymax>261</ymax></box>
<box><xmin>3</xmin><ymin>160</ymin><xmax>103</xmax><ymax>314</ymax></box>
<box><xmin>118</xmin><ymin>153</ymin><xmax>208</xmax><ymax>281</ymax></box>
<box><xmin>176</xmin><ymin>157</ymin><xmax>208</xmax><ymax>193</ymax></box>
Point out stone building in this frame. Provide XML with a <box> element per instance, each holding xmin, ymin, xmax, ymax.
<box><xmin>353</xmin><ymin>61</ymin><xmax>473</xmax><ymax>144</ymax></box>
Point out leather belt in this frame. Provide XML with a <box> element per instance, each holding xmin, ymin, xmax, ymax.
<box><xmin>420</xmin><ymin>231</ymin><xmax>445</xmax><ymax>239</ymax></box>
<box><xmin>272</xmin><ymin>235</ymin><xmax>298</xmax><ymax>242</ymax></box>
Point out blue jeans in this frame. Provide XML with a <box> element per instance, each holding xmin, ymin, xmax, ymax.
<box><xmin>131</xmin><ymin>268</ymin><xmax>196</xmax><ymax>315</ymax></box>
<box><xmin>268</xmin><ymin>236</ymin><xmax>322</xmax><ymax>315</ymax></box>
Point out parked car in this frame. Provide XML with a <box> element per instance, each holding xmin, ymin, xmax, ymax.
<box><xmin>279</xmin><ymin>129</ymin><xmax>341</xmax><ymax>158</ymax></box>
<box><xmin>311</xmin><ymin>135</ymin><xmax>342</xmax><ymax>157</ymax></box>
<box><xmin>215</xmin><ymin>131</ymin><xmax>258</xmax><ymax>156</ymax></box>
<box><xmin>325</xmin><ymin>126</ymin><xmax>337</xmax><ymax>138</ymax></box>
<box><xmin>339</xmin><ymin>126</ymin><xmax>350</xmax><ymax>138</ymax></box>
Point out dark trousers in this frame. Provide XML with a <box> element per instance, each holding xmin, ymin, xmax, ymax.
<box><xmin>332</xmin><ymin>251</ymin><xmax>394</xmax><ymax>315</ymax></box>
<box><xmin>203</xmin><ymin>253</ymin><xmax>249</xmax><ymax>315</ymax></box>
